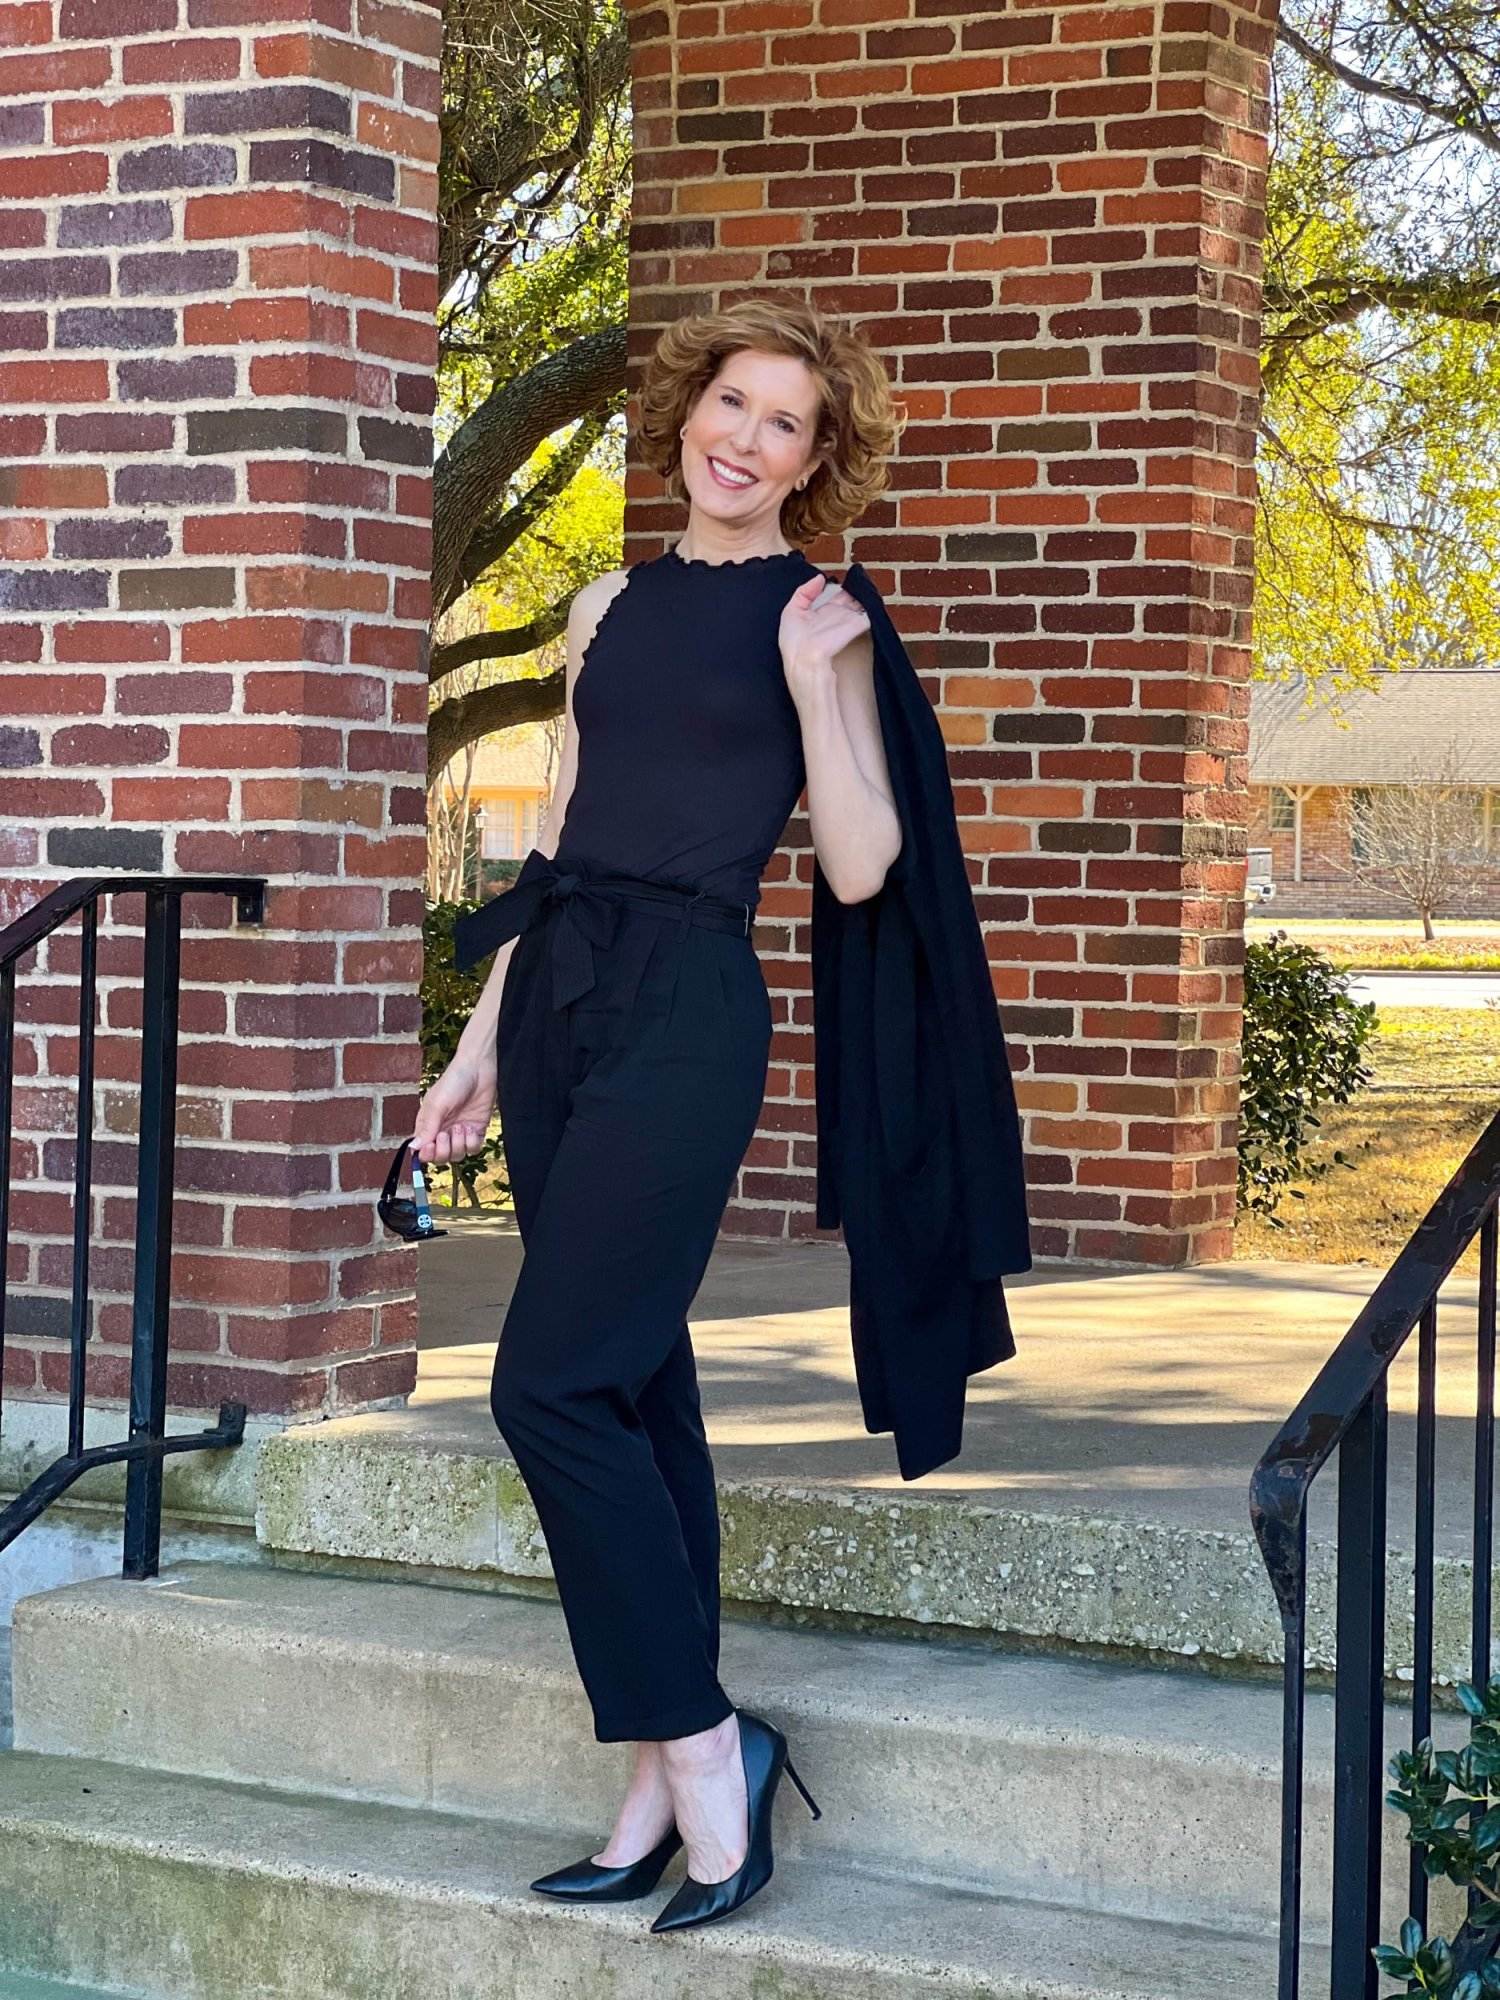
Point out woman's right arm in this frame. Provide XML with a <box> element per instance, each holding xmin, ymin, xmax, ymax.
<box><xmin>410</xmin><ymin>568</ymin><xmax>626</xmax><ymax>1167</ymax></box>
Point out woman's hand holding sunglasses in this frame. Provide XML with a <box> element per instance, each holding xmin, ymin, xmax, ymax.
<box><xmin>379</xmin><ymin>1054</ymin><xmax>496</xmax><ymax>1242</ymax></box>
<box><xmin>411</xmin><ymin>1051</ymin><xmax>496</xmax><ymax>1168</ymax></box>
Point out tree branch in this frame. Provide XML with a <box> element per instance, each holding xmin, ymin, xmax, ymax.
<box><xmin>430</xmin><ymin>593</ymin><xmax>572</xmax><ymax>686</ymax></box>
<box><xmin>432</xmin><ymin>322</ymin><xmax>627</xmax><ymax>609</ymax></box>
<box><xmin>1275</xmin><ymin>14</ymin><xmax>1500</xmax><ymax>155</ymax></box>
<box><xmin>428</xmin><ymin>666</ymin><xmax>566</xmax><ymax>779</ymax></box>
<box><xmin>1262</xmin><ymin>269</ymin><xmax>1500</xmax><ymax>387</ymax></box>
<box><xmin>439</xmin><ymin>405</ymin><xmax>615</xmax><ymax>615</ymax></box>
<box><xmin>438</xmin><ymin>10</ymin><xmax>630</xmax><ymax>302</ymax></box>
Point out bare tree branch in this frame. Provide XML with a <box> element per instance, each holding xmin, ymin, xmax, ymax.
<box><xmin>1276</xmin><ymin>12</ymin><xmax>1500</xmax><ymax>154</ymax></box>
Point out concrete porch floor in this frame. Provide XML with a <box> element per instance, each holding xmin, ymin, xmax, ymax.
<box><xmin>415</xmin><ymin>1212</ymin><xmax>1490</xmax><ymax>1554</ymax></box>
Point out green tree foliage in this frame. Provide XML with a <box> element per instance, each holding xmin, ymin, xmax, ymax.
<box><xmin>430</xmin><ymin>0</ymin><xmax>631</xmax><ymax>779</ymax></box>
<box><xmin>1261</xmin><ymin>0</ymin><xmax>1500</xmax><ymax>693</ymax></box>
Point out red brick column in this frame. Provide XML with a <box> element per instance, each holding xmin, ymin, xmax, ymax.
<box><xmin>0</xmin><ymin>0</ymin><xmax>439</xmax><ymax>1412</ymax></box>
<box><xmin>626</xmin><ymin>0</ymin><xmax>1269</xmax><ymax>1266</ymax></box>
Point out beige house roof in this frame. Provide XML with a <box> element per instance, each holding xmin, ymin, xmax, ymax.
<box><xmin>1249</xmin><ymin>670</ymin><xmax>1500</xmax><ymax>787</ymax></box>
<box><xmin>465</xmin><ymin>724</ymin><xmax>555</xmax><ymax>791</ymax></box>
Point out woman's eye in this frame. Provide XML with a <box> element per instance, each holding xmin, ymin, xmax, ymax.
<box><xmin>720</xmin><ymin>392</ymin><xmax>794</xmax><ymax>433</ymax></box>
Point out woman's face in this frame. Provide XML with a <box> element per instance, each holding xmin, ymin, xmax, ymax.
<box><xmin>679</xmin><ymin>348</ymin><xmax>822</xmax><ymax>534</ymax></box>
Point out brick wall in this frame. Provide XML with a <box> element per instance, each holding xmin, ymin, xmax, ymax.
<box><xmin>0</xmin><ymin>0</ymin><xmax>440</xmax><ymax>1416</ymax></box>
<box><xmin>625</xmin><ymin>0</ymin><xmax>1271</xmax><ymax>1265</ymax></box>
<box><xmin>1</xmin><ymin>0</ymin><xmax>1280</xmax><ymax>1433</ymax></box>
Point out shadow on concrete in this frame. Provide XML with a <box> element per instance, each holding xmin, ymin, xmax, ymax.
<box><xmin>413</xmin><ymin>1213</ymin><xmax>1490</xmax><ymax>1557</ymax></box>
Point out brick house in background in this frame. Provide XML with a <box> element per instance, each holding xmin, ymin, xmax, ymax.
<box><xmin>1248</xmin><ymin>670</ymin><xmax>1500</xmax><ymax>918</ymax></box>
<box><xmin>431</xmin><ymin>723</ymin><xmax>554</xmax><ymax>900</ymax></box>
<box><xmin>463</xmin><ymin>725</ymin><xmax>553</xmax><ymax>865</ymax></box>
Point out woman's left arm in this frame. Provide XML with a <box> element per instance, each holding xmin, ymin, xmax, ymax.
<box><xmin>780</xmin><ymin>573</ymin><xmax>903</xmax><ymax>904</ymax></box>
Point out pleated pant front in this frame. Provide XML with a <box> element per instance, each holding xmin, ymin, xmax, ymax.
<box><xmin>490</xmin><ymin>886</ymin><xmax>771</xmax><ymax>1742</ymax></box>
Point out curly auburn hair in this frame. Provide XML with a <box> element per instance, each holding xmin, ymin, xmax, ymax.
<box><xmin>636</xmin><ymin>296</ymin><xmax>906</xmax><ymax>549</ymax></box>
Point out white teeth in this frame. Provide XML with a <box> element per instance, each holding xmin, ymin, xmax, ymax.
<box><xmin>710</xmin><ymin>457</ymin><xmax>755</xmax><ymax>486</ymax></box>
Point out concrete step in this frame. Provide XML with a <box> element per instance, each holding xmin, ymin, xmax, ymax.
<box><xmin>0</xmin><ymin>1746</ymin><xmax>1318</xmax><ymax>2000</ymax></box>
<box><xmin>0</xmin><ymin>1977</ymin><xmax>153</xmax><ymax>2000</ymax></box>
<box><xmin>11</xmin><ymin>1559</ymin><xmax>1462</xmax><ymax>1946</ymax></box>
<box><xmin>255</xmin><ymin>1421</ymin><xmax>1495</xmax><ymax>1686</ymax></box>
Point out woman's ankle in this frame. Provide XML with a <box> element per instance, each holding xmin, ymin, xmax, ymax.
<box><xmin>658</xmin><ymin>1710</ymin><xmax>739</xmax><ymax>1774</ymax></box>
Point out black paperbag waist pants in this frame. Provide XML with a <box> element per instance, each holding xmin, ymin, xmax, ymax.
<box><xmin>489</xmin><ymin>851</ymin><xmax>771</xmax><ymax>1742</ymax></box>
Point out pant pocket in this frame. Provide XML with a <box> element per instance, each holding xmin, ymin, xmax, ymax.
<box><xmin>714</xmin><ymin>937</ymin><xmax>770</xmax><ymax>1046</ymax></box>
<box><xmin>710</xmin><ymin>939</ymin><xmax>740</xmax><ymax>1045</ymax></box>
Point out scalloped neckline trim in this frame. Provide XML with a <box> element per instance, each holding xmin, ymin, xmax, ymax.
<box><xmin>664</xmin><ymin>546</ymin><xmax>806</xmax><ymax>570</ymax></box>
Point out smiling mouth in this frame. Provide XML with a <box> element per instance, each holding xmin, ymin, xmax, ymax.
<box><xmin>708</xmin><ymin>456</ymin><xmax>757</xmax><ymax>488</ymax></box>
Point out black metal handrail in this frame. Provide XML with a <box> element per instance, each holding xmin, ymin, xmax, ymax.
<box><xmin>0</xmin><ymin>875</ymin><xmax>266</xmax><ymax>1575</ymax></box>
<box><xmin>1251</xmin><ymin>1104</ymin><xmax>1500</xmax><ymax>1998</ymax></box>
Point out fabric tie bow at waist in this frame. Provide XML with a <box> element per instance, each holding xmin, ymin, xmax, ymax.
<box><xmin>450</xmin><ymin>849</ymin><xmax>752</xmax><ymax>1011</ymax></box>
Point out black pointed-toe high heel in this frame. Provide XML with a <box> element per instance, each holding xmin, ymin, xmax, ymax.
<box><xmin>529</xmin><ymin>1821</ymin><xmax>683</xmax><ymax>1902</ymax></box>
<box><xmin>649</xmin><ymin>1708</ymin><xmax>821</xmax><ymax>1934</ymax></box>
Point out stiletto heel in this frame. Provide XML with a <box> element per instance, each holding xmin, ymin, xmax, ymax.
<box><xmin>649</xmin><ymin>1707</ymin><xmax>820</xmax><ymax>1934</ymax></box>
<box><xmin>783</xmin><ymin>1751</ymin><xmax>821</xmax><ymax>1820</ymax></box>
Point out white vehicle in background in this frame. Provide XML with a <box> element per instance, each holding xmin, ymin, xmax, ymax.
<box><xmin>1247</xmin><ymin>847</ymin><xmax>1276</xmax><ymax>906</ymax></box>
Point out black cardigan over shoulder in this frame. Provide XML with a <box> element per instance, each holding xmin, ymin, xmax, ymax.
<box><xmin>810</xmin><ymin>562</ymin><xmax>1032</xmax><ymax>1480</ymax></box>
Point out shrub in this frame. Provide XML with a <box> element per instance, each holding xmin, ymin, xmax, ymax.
<box><xmin>1375</xmin><ymin>1674</ymin><xmax>1500</xmax><ymax>1994</ymax></box>
<box><xmin>420</xmin><ymin>892</ymin><xmax>512</xmax><ymax>1209</ymax></box>
<box><xmin>1238</xmin><ymin>929</ymin><xmax>1378</xmax><ymax>1221</ymax></box>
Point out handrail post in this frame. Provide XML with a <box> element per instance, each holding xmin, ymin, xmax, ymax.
<box><xmin>0</xmin><ymin>875</ymin><xmax>265</xmax><ymax>1566</ymax></box>
<box><xmin>66</xmin><ymin>897</ymin><xmax>99</xmax><ymax>1460</ymax></box>
<box><xmin>122</xmin><ymin>886</ymin><xmax>182</xmax><ymax>1580</ymax></box>
<box><xmin>1331</xmin><ymin>1377</ymin><xmax>1388</xmax><ymax>1999</ymax></box>
<box><xmin>1275</xmin><ymin>1508</ymin><xmax>1308</xmax><ymax>2000</ymax></box>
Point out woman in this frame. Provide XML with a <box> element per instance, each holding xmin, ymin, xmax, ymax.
<box><xmin>412</xmin><ymin>295</ymin><xmax>905</xmax><ymax>1932</ymax></box>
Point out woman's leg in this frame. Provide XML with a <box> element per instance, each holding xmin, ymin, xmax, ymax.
<box><xmin>635</xmin><ymin>1322</ymin><xmax>722</xmax><ymax>1671</ymax></box>
<box><xmin>489</xmin><ymin>1096</ymin><xmax>739</xmax><ymax>1743</ymax></box>
<box><xmin>495</xmin><ymin>940</ymin><xmax>684</xmax><ymax>1863</ymax></box>
<box><xmin>507</xmin><ymin>1151</ymin><xmax>722</xmax><ymax>1861</ymax></box>
<box><xmin>492</xmin><ymin>918</ymin><xmax>767</xmax><ymax>1871</ymax></box>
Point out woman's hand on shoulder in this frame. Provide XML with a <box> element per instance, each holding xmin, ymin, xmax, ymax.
<box><xmin>778</xmin><ymin>571</ymin><xmax>872</xmax><ymax>710</ymax></box>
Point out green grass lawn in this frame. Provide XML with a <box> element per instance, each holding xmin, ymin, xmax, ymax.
<box><xmin>1234</xmin><ymin>1005</ymin><xmax>1500</xmax><ymax>1269</ymax></box>
<box><xmin>426</xmin><ymin>989</ymin><xmax>1500</xmax><ymax>1272</ymax></box>
<box><xmin>1246</xmin><ymin>917</ymin><xmax>1500</xmax><ymax>971</ymax></box>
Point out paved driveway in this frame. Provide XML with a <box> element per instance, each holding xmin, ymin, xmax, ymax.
<box><xmin>1346</xmin><ymin>972</ymin><xmax>1500</xmax><ymax>1008</ymax></box>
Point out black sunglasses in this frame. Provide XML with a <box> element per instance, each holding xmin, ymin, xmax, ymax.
<box><xmin>378</xmin><ymin>1136</ymin><xmax>449</xmax><ymax>1242</ymax></box>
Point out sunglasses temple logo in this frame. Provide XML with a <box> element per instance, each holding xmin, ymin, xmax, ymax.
<box><xmin>379</xmin><ymin>1137</ymin><xmax>449</xmax><ymax>1241</ymax></box>
<box><xmin>410</xmin><ymin>1148</ymin><xmax>437</xmax><ymax>1231</ymax></box>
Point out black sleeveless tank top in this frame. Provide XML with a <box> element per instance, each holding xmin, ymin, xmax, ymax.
<box><xmin>554</xmin><ymin>546</ymin><xmax>818</xmax><ymax>908</ymax></box>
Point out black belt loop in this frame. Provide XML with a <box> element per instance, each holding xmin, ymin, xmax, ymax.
<box><xmin>680</xmin><ymin>888</ymin><xmax>708</xmax><ymax>948</ymax></box>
